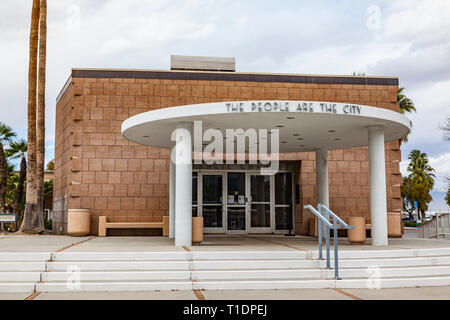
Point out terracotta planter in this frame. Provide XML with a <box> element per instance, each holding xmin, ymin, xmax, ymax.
<box><xmin>192</xmin><ymin>217</ymin><xmax>204</xmax><ymax>245</ymax></box>
<box><xmin>388</xmin><ymin>212</ymin><xmax>402</xmax><ymax>238</ymax></box>
<box><xmin>348</xmin><ymin>217</ymin><xmax>366</xmax><ymax>244</ymax></box>
<box><xmin>68</xmin><ymin>209</ymin><xmax>91</xmax><ymax>237</ymax></box>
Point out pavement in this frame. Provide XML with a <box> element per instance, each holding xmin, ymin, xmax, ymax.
<box><xmin>0</xmin><ymin>232</ymin><xmax>448</xmax><ymax>253</ymax></box>
<box><xmin>1</xmin><ymin>287</ymin><xmax>449</xmax><ymax>300</ymax></box>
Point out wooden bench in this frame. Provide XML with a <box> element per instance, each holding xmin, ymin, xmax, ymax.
<box><xmin>99</xmin><ymin>216</ymin><xmax>169</xmax><ymax>237</ymax></box>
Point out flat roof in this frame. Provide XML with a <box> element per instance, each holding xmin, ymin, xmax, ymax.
<box><xmin>57</xmin><ymin>68</ymin><xmax>399</xmax><ymax>103</ymax></box>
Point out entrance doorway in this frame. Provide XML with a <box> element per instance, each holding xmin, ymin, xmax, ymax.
<box><xmin>194</xmin><ymin>170</ymin><xmax>294</xmax><ymax>234</ymax></box>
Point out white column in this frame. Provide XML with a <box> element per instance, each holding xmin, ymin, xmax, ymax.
<box><xmin>169</xmin><ymin>149</ymin><xmax>176</xmax><ymax>239</ymax></box>
<box><xmin>174</xmin><ymin>123</ymin><xmax>193</xmax><ymax>247</ymax></box>
<box><xmin>368</xmin><ymin>126</ymin><xmax>388</xmax><ymax>247</ymax></box>
<box><xmin>316</xmin><ymin>148</ymin><xmax>329</xmax><ymax>207</ymax></box>
<box><xmin>316</xmin><ymin>148</ymin><xmax>329</xmax><ymax>239</ymax></box>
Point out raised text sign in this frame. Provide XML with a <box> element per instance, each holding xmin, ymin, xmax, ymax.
<box><xmin>226</xmin><ymin>101</ymin><xmax>362</xmax><ymax>115</ymax></box>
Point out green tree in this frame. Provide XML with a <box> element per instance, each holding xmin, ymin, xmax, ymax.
<box><xmin>0</xmin><ymin>123</ymin><xmax>16</xmax><ymax>215</ymax></box>
<box><xmin>46</xmin><ymin>160</ymin><xmax>54</xmax><ymax>171</ymax></box>
<box><xmin>397</xmin><ymin>88</ymin><xmax>417</xmax><ymax>144</ymax></box>
<box><xmin>401</xmin><ymin>176</ymin><xmax>415</xmax><ymax>220</ymax></box>
<box><xmin>446</xmin><ymin>186</ymin><xmax>450</xmax><ymax>208</ymax></box>
<box><xmin>6</xmin><ymin>139</ymin><xmax>27</xmax><ymax>214</ymax></box>
<box><xmin>406</xmin><ymin>150</ymin><xmax>435</xmax><ymax>220</ymax></box>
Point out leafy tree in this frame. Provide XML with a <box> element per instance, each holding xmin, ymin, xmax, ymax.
<box><xmin>446</xmin><ymin>186</ymin><xmax>450</xmax><ymax>208</ymax></box>
<box><xmin>46</xmin><ymin>160</ymin><xmax>54</xmax><ymax>171</ymax></box>
<box><xmin>404</xmin><ymin>150</ymin><xmax>435</xmax><ymax>220</ymax></box>
<box><xmin>397</xmin><ymin>88</ymin><xmax>417</xmax><ymax>144</ymax></box>
<box><xmin>401</xmin><ymin>176</ymin><xmax>415</xmax><ymax>220</ymax></box>
<box><xmin>0</xmin><ymin>122</ymin><xmax>16</xmax><ymax>215</ymax></box>
<box><xmin>6</xmin><ymin>139</ymin><xmax>27</xmax><ymax>214</ymax></box>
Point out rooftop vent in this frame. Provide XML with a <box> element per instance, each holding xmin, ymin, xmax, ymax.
<box><xmin>171</xmin><ymin>55</ymin><xmax>236</xmax><ymax>72</ymax></box>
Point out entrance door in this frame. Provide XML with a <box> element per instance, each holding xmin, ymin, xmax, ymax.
<box><xmin>226</xmin><ymin>173</ymin><xmax>247</xmax><ymax>234</ymax></box>
<box><xmin>201</xmin><ymin>173</ymin><xmax>225</xmax><ymax>233</ymax></box>
<box><xmin>247</xmin><ymin>174</ymin><xmax>273</xmax><ymax>233</ymax></box>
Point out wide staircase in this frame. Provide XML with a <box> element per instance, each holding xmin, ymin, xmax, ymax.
<box><xmin>1</xmin><ymin>249</ymin><xmax>450</xmax><ymax>293</ymax></box>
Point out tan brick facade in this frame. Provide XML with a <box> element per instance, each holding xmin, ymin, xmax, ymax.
<box><xmin>53</xmin><ymin>70</ymin><xmax>401</xmax><ymax>236</ymax></box>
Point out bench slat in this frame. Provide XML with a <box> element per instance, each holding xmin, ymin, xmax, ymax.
<box><xmin>105</xmin><ymin>223</ymin><xmax>163</xmax><ymax>229</ymax></box>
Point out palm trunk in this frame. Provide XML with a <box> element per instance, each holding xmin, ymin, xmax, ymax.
<box><xmin>13</xmin><ymin>156</ymin><xmax>27</xmax><ymax>214</ymax></box>
<box><xmin>21</xmin><ymin>0</ymin><xmax>43</xmax><ymax>234</ymax></box>
<box><xmin>36</xmin><ymin>0</ymin><xmax>47</xmax><ymax>221</ymax></box>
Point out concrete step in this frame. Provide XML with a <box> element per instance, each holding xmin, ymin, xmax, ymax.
<box><xmin>52</xmin><ymin>251</ymin><xmax>310</xmax><ymax>261</ymax></box>
<box><xmin>323</xmin><ymin>256</ymin><xmax>450</xmax><ymax>268</ymax></box>
<box><xmin>0</xmin><ymin>253</ymin><xmax>51</xmax><ymax>262</ymax></box>
<box><xmin>44</xmin><ymin>256</ymin><xmax>450</xmax><ymax>272</ymax></box>
<box><xmin>0</xmin><ymin>283</ymin><xmax>36</xmax><ymax>293</ymax></box>
<box><xmin>52</xmin><ymin>252</ymin><xmax>189</xmax><ymax>262</ymax></box>
<box><xmin>0</xmin><ymin>272</ymin><xmax>41</xmax><ymax>282</ymax></box>
<box><xmin>311</xmin><ymin>248</ymin><xmax>450</xmax><ymax>260</ymax></box>
<box><xmin>36</xmin><ymin>281</ymin><xmax>194</xmax><ymax>292</ymax></box>
<box><xmin>42</xmin><ymin>271</ymin><xmax>191</xmax><ymax>282</ymax></box>
<box><xmin>333</xmin><ymin>266</ymin><xmax>450</xmax><ymax>279</ymax></box>
<box><xmin>0</xmin><ymin>262</ymin><xmax>47</xmax><ymax>272</ymax></box>
<box><xmin>35</xmin><ymin>276</ymin><xmax>450</xmax><ymax>292</ymax></box>
<box><xmin>39</xmin><ymin>265</ymin><xmax>450</xmax><ymax>283</ymax></box>
<box><xmin>46</xmin><ymin>261</ymin><xmax>191</xmax><ymax>271</ymax></box>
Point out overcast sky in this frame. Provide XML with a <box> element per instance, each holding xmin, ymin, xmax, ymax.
<box><xmin>0</xmin><ymin>0</ymin><xmax>449</xmax><ymax>209</ymax></box>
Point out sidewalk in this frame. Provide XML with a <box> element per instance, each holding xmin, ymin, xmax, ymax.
<box><xmin>1</xmin><ymin>287</ymin><xmax>450</xmax><ymax>300</ymax></box>
<box><xmin>0</xmin><ymin>234</ymin><xmax>449</xmax><ymax>253</ymax></box>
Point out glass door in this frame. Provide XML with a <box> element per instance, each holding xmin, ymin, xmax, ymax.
<box><xmin>200</xmin><ymin>173</ymin><xmax>225</xmax><ymax>233</ymax></box>
<box><xmin>226</xmin><ymin>173</ymin><xmax>247</xmax><ymax>234</ymax></box>
<box><xmin>275</xmin><ymin>172</ymin><xmax>293</xmax><ymax>232</ymax></box>
<box><xmin>247</xmin><ymin>174</ymin><xmax>273</xmax><ymax>233</ymax></box>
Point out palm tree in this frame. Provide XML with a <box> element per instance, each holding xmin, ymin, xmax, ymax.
<box><xmin>36</xmin><ymin>0</ymin><xmax>47</xmax><ymax>217</ymax></box>
<box><xmin>398</xmin><ymin>88</ymin><xmax>417</xmax><ymax>144</ymax></box>
<box><xmin>21</xmin><ymin>0</ymin><xmax>44</xmax><ymax>234</ymax></box>
<box><xmin>407</xmin><ymin>150</ymin><xmax>436</xmax><ymax>188</ymax></box>
<box><xmin>0</xmin><ymin>123</ymin><xmax>16</xmax><ymax>214</ymax></box>
<box><xmin>407</xmin><ymin>150</ymin><xmax>435</xmax><ymax>220</ymax></box>
<box><xmin>6</xmin><ymin>140</ymin><xmax>27</xmax><ymax>214</ymax></box>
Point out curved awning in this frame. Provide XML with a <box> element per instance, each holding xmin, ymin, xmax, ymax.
<box><xmin>122</xmin><ymin>101</ymin><xmax>412</xmax><ymax>153</ymax></box>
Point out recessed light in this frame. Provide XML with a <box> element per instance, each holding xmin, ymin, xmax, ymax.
<box><xmin>142</xmin><ymin>136</ymin><xmax>149</xmax><ymax>138</ymax></box>
<box><xmin>334</xmin><ymin>138</ymin><xmax>342</xmax><ymax>141</ymax></box>
<box><xmin>282</xmin><ymin>142</ymin><xmax>287</xmax><ymax>144</ymax></box>
<box><xmin>298</xmin><ymin>138</ymin><xmax>304</xmax><ymax>141</ymax></box>
<box><xmin>293</xmin><ymin>134</ymin><xmax>300</xmax><ymax>137</ymax></box>
<box><xmin>276</xmin><ymin>125</ymin><xmax>285</xmax><ymax>128</ymax></box>
<box><xmin>299</xmin><ymin>145</ymin><xmax>305</xmax><ymax>147</ymax></box>
<box><xmin>328</xmin><ymin>130</ymin><xmax>336</xmax><ymax>133</ymax></box>
<box><xmin>287</xmin><ymin>117</ymin><xmax>295</xmax><ymax>120</ymax></box>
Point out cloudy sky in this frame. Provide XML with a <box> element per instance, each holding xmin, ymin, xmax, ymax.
<box><xmin>0</xmin><ymin>0</ymin><xmax>449</xmax><ymax>208</ymax></box>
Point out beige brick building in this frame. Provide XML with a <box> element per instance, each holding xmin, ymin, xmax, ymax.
<box><xmin>54</xmin><ymin>65</ymin><xmax>403</xmax><ymax>237</ymax></box>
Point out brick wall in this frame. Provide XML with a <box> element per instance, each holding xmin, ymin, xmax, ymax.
<box><xmin>54</xmin><ymin>71</ymin><xmax>401</xmax><ymax>235</ymax></box>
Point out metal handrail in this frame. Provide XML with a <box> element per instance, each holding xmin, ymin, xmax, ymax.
<box><xmin>304</xmin><ymin>204</ymin><xmax>354</xmax><ymax>280</ymax></box>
